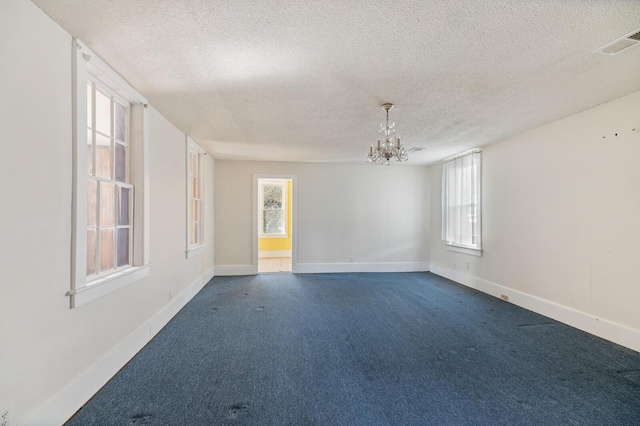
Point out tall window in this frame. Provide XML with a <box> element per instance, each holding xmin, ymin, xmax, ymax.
<box><xmin>69</xmin><ymin>38</ymin><xmax>150</xmax><ymax>308</ymax></box>
<box><xmin>442</xmin><ymin>150</ymin><xmax>482</xmax><ymax>254</ymax></box>
<box><xmin>259</xmin><ymin>180</ymin><xmax>287</xmax><ymax>237</ymax></box>
<box><xmin>86</xmin><ymin>80</ymin><xmax>133</xmax><ymax>278</ymax></box>
<box><xmin>186</xmin><ymin>137</ymin><xmax>205</xmax><ymax>258</ymax></box>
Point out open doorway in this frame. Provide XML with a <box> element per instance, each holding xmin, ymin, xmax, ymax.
<box><xmin>257</xmin><ymin>177</ymin><xmax>293</xmax><ymax>273</ymax></box>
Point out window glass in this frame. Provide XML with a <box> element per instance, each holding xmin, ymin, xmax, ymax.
<box><xmin>87</xmin><ymin>229</ymin><xmax>96</xmax><ymax>276</ymax></box>
<box><xmin>99</xmin><ymin>228</ymin><xmax>115</xmax><ymax>272</ymax></box>
<box><xmin>115</xmin><ymin>142</ymin><xmax>126</xmax><ymax>182</ymax></box>
<box><xmin>117</xmin><ymin>228</ymin><xmax>130</xmax><ymax>267</ymax></box>
<box><xmin>115</xmin><ymin>102</ymin><xmax>126</xmax><ymax>142</ymax></box>
<box><xmin>259</xmin><ymin>181</ymin><xmax>286</xmax><ymax>235</ymax></box>
<box><xmin>119</xmin><ymin>187</ymin><xmax>130</xmax><ymax>226</ymax></box>
<box><xmin>87</xmin><ymin>180</ymin><xmax>97</xmax><ymax>227</ymax></box>
<box><xmin>99</xmin><ymin>182</ymin><xmax>115</xmax><ymax>227</ymax></box>
<box><xmin>95</xmin><ymin>133</ymin><xmax>112</xmax><ymax>180</ymax></box>
<box><xmin>95</xmin><ymin>88</ymin><xmax>111</xmax><ymax>136</ymax></box>
<box><xmin>263</xmin><ymin>210</ymin><xmax>284</xmax><ymax>234</ymax></box>
<box><xmin>263</xmin><ymin>185</ymin><xmax>283</xmax><ymax>209</ymax></box>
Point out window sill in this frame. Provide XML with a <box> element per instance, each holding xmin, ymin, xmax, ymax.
<box><xmin>186</xmin><ymin>245</ymin><xmax>205</xmax><ymax>259</ymax></box>
<box><xmin>446</xmin><ymin>243</ymin><xmax>483</xmax><ymax>257</ymax></box>
<box><xmin>67</xmin><ymin>264</ymin><xmax>151</xmax><ymax>308</ymax></box>
<box><xmin>259</xmin><ymin>234</ymin><xmax>288</xmax><ymax>239</ymax></box>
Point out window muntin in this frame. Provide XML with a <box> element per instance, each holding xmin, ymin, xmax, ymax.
<box><xmin>86</xmin><ymin>80</ymin><xmax>133</xmax><ymax>280</ymax></box>
<box><xmin>442</xmin><ymin>150</ymin><xmax>482</xmax><ymax>251</ymax></box>
<box><xmin>259</xmin><ymin>180</ymin><xmax>287</xmax><ymax>237</ymax></box>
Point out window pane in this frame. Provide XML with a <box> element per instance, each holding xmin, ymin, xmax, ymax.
<box><xmin>87</xmin><ymin>229</ymin><xmax>96</xmax><ymax>276</ymax></box>
<box><xmin>191</xmin><ymin>222</ymin><xmax>199</xmax><ymax>246</ymax></box>
<box><xmin>87</xmin><ymin>179</ymin><xmax>97</xmax><ymax>227</ymax></box>
<box><xmin>460</xmin><ymin>205</ymin><xmax>473</xmax><ymax>245</ymax></box>
<box><xmin>263</xmin><ymin>210</ymin><xmax>284</xmax><ymax>234</ymax></box>
<box><xmin>87</xmin><ymin>128</ymin><xmax>94</xmax><ymax>176</ymax></box>
<box><xmin>117</xmin><ymin>228</ymin><xmax>130</xmax><ymax>267</ymax></box>
<box><xmin>192</xmin><ymin>199</ymin><xmax>199</xmax><ymax>222</ymax></box>
<box><xmin>95</xmin><ymin>133</ymin><xmax>112</xmax><ymax>179</ymax></box>
<box><xmin>100</xmin><ymin>228</ymin><xmax>115</xmax><ymax>272</ymax></box>
<box><xmin>95</xmin><ymin>88</ymin><xmax>111</xmax><ymax>136</ymax></box>
<box><xmin>115</xmin><ymin>142</ymin><xmax>126</xmax><ymax>182</ymax></box>
<box><xmin>119</xmin><ymin>187</ymin><xmax>130</xmax><ymax>226</ymax></box>
<box><xmin>263</xmin><ymin>185</ymin><xmax>283</xmax><ymax>209</ymax></box>
<box><xmin>87</xmin><ymin>83</ymin><xmax>93</xmax><ymax>127</ymax></box>
<box><xmin>190</xmin><ymin>153</ymin><xmax>196</xmax><ymax>176</ymax></box>
<box><xmin>191</xmin><ymin>176</ymin><xmax>198</xmax><ymax>198</ymax></box>
<box><xmin>100</xmin><ymin>182</ymin><xmax>115</xmax><ymax>226</ymax></box>
<box><xmin>115</xmin><ymin>102</ymin><xmax>126</xmax><ymax>142</ymax></box>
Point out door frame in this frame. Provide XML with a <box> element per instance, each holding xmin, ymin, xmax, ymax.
<box><xmin>253</xmin><ymin>174</ymin><xmax>297</xmax><ymax>273</ymax></box>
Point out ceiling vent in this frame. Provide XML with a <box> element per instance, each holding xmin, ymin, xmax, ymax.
<box><xmin>594</xmin><ymin>28</ymin><xmax>640</xmax><ymax>55</ymax></box>
<box><xmin>407</xmin><ymin>147</ymin><xmax>426</xmax><ymax>153</ymax></box>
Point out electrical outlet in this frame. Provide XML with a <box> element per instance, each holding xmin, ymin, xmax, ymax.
<box><xmin>1</xmin><ymin>405</ymin><xmax>10</xmax><ymax>426</ymax></box>
<box><xmin>349</xmin><ymin>256</ymin><xmax>354</xmax><ymax>263</ymax></box>
<box><xmin>169</xmin><ymin>291</ymin><xmax>173</xmax><ymax>301</ymax></box>
<box><xmin>465</xmin><ymin>261</ymin><xmax>469</xmax><ymax>269</ymax></box>
<box><xmin>453</xmin><ymin>262</ymin><xmax>457</xmax><ymax>270</ymax></box>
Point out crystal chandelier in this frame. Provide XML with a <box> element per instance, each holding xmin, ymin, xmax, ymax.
<box><xmin>367</xmin><ymin>103</ymin><xmax>408</xmax><ymax>165</ymax></box>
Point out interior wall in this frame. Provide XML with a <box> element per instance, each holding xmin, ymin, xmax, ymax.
<box><xmin>0</xmin><ymin>0</ymin><xmax>215</xmax><ymax>423</ymax></box>
<box><xmin>215</xmin><ymin>161</ymin><xmax>430</xmax><ymax>271</ymax></box>
<box><xmin>258</xmin><ymin>180</ymin><xmax>293</xmax><ymax>252</ymax></box>
<box><xmin>430</xmin><ymin>89</ymin><xmax>640</xmax><ymax>341</ymax></box>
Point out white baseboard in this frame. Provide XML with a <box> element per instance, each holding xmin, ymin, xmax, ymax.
<box><xmin>294</xmin><ymin>262</ymin><xmax>429</xmax><ymax>274</ymax></box>
<box><xmin>429</xmin><ymin>263</ymin><xmax>640</xmax><ymax>353</ymax></box>
<box><xmin>259</xmin><ymin>250</ymin><xmax>292</xmax><ymax>258</ymax></box>
<box><xmin>22</xmin><ymin>266</ymin><xmax>215</xmax><ymax>426</ymax></box>
<box><xmin>214</xmin><ymin>262</ymin><xmax>429</xmax><ymax>275</ymax></box>
<box><xmin>214</xmin><ymin>264</ymin><xmax>256</xmax><ymax>276</ymax></box>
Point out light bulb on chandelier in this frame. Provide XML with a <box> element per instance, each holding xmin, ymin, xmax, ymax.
<box><xmin>367</xmin><ymin>103</ymin><xmax>408</xmax><ymax>165</ymax></box>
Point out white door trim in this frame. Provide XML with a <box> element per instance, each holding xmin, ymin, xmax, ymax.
<box><xmin>253</xmin><ymin>174</ymin><xmax>297</xmax><ymax>274</ymax></box>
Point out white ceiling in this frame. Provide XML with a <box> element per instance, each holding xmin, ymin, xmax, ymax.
<box><xmin>32</xmin><ymin>0</ymin><xmax>640</xmax><ymax>165</ymax></box>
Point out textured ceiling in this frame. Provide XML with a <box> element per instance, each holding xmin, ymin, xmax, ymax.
<box><xmin>32</xmin><ymin>0</ymin><xmax>640</xmax><ymax>165</ymax></box>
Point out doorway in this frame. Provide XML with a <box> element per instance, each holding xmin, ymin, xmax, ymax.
<box><xmin>256</xmin><ymin>177</ymin><xmax>294</xmax><ymax>273</ymax></box>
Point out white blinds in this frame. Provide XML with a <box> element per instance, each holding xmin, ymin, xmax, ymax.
<box><xmin>442</xmin><ymin>151</ymin><xmax>481</xmax><ymax>249</ymax></box>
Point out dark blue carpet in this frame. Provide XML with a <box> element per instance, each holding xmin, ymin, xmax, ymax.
<box><xmin>66</xmin><ymin>272</ymin><xmax>640</xmax><ymax>425</ymax></box>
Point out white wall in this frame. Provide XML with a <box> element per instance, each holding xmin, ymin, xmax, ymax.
<box><xmin>0</xmin><ymin>0</ymin><xmax>215</xmax><ymax>423</ymax></box>
<box><xmin>215</xmin><ymin>161</ymin><xmax>430</xmax><ymax>273</ymax></box>
<box><xmin>430</xmin><ymin>89</ymin><xmax>640</xmax><ymax>351</ymax></box>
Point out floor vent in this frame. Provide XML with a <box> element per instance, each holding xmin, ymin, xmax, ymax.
<box><xmin>594</xmin><ymin>28</ymin><xmax>640</xmax><ymax>55</ymax></box>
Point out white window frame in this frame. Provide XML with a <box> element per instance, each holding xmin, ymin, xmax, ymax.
<box><xmin>258</xmin><ymin>179</ymin><xmax>288</xmax><ymax>238</ymax></box>
<box><xmin>68</xmin><ymin>38</ymin><xmax>150</xmax><ymax>308</ymax></box>
<box><xmin>186</xmin><ymin>136</ymin><xmax>206</xmax><ymax>258</ymax></box>
<box><xmin>442</xmin><ymin>149</ymin><xmax>482</xmax><ymax>256</ymax></box>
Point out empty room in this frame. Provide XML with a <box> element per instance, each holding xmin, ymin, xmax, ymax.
<box><xmin>2</xmin><ymin>0</ymin><xmax>640</xmax><ymax>425</ymax></box>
